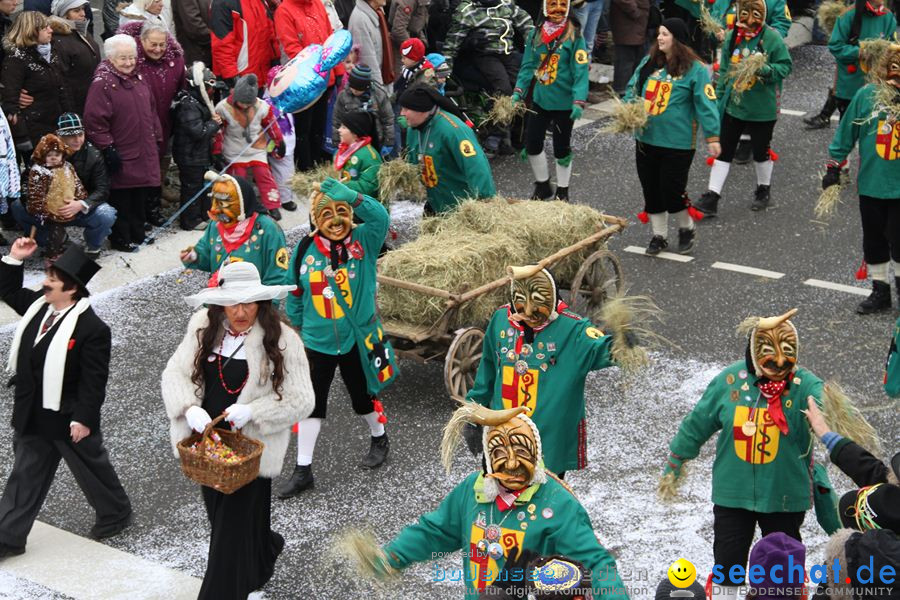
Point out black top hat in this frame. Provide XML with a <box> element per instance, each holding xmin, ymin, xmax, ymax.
<box><xmin>838</xmin><ymin>484</ymin><xmax>900</xmax><ymax>534</ymax></box>
<box><xmin>51</xmin><ymin>245</ymin><xmax>100</xmax><ymax>290</ymax></box>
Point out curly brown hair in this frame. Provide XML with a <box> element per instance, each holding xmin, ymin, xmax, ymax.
<box><xmin>190</xmin><ymin>303</ymin><xmax>288</xmax><ymax>401</ymax></box>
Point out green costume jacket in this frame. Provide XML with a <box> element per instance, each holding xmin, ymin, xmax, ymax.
<box><xmin>406</xmin><ymin>109</ymin><xmax>496</xmax><ymax>214</ymax></box>
<box><xmin>666</xmin><ymin>360</ymin><xmax>824</xmax><ymax>513</ymax></box>
<box><xmin>383</xmin><ymin>472</ymin><xmax>629</xmax><ymax>599</ymax></box>
<box><xmin>828</xmin><ymin>9</ymin><xmax>897</xmax><ymax>100</ymax></box>
<box><xmin>335</xmin><ymin>141</ymin><xmax>382</xmax><ymax>201</ymax></box>
<box><xmin>183</xmin><ymin>214</ymin><xmax>290</xmax><ymax>286</ymax></box>
<box><xmin>513</xmin><ymin>27</ymin><xmax>590</xmax><ymax>112</ymax></box>
<box><xmin>884</xmin><ymin>317</ymin><xmax>900</xmax><ymax>398</ymax></box>
<box><xmin>717</xmin><ymin>26</ymin><xmax>792</xmax><ymax>121</ymax></box>
<box><xmin>624</xmin><ymin>58</ymin><xmax>721</xmax><ymax>150</ymax></box>
<box><xmin>467</xmin><ymin>306</ymin><xmax>615</xmax><ymax>474</ymax></box>
<box><xmin>828</xmin><ymin>83</ymin><xmax>900</xmax><ymax>199</ymax></box>
<box><xmin>713</xmin><ymin>0</ymin><xmax>792</xmax><ymax>37</ymax></box>
<box><xmin>285</xmin><ymin>193</ymin><xmax>390</xmax><ymax>354</ymax></box>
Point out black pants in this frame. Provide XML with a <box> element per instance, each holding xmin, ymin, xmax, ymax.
<box><xmin>108</xmin><ymin>187</ymin><xmax>152</xmax><ymax>245</ymax></box>
<box><xmin>199</xmin><ymin>478</ymin><xmax>283</xmax><ymax>600</ymax></box>
<box><xmin>306</xmin><ymin>346</ymin><xmax>375</xmax><ymax>419</ymax></box>
<box><xmin>178</xmin><ymin>164</ymin><xmax>210</xmax><ymax>224</ymax></box>
<box><xmin>719</xmin><ymin>113</ymin><xmax>776</xmax><ymax>163</ymax></box>
<box><xmin>859</xmin><ymin>195</ymin><xmax>900</xmax><ymax>264</ymax></box>
<box><xmin>525</xmin><ymin>104</ymin><xmax>574</xmax><ymax>158</ymax></box>
<box><xmin>713</xmin><ymin>504</ymin><xmax>805</xmax><ymax>586</ymax></box>
<box><xmin>0</xmin><ymin>431</ymin><xmax>132</xmax><ymax>548</ymax></box>
<box><xmin>477</xmin><ymin>53</ymin><xmax>521</xmax><ymax>136</ymax></box>
<box><xmin>613</xmin><ymin>45</ymin><xmax>644</xmax><ymax>95</ymax></box>
<box><xmin>635</xmin><ymin>141</ymin><xmax>695</xmax><ymax>213</ymax></box>
<box><xmin>294</xmin><ymin>88</ymin><xmax>332</xmax><ymax>172</ymax></box>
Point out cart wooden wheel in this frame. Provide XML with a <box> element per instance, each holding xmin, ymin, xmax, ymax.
<box><xmin>569</xmin><ymin>248</ymin><xmax>624</xmax><ymax>315</ymax></box>
<box><xmin>444</xmin><ymin>327</ymin><xmax>484</xmax><ymax>399</ymax></box>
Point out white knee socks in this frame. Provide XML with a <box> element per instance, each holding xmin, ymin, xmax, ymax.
<box><xmin>709</xmin><ymin>159</ymin><xmax>731</xmax><ymax>194</ymax></box>
<box><xmin>296</xmin><ymin>418</ymin><xmax>322</xmax><ymax>466</ymax></box>
<box><xmin>674</xmin><ymin>209</ymin><xmax>694</xmax><ymax>230</ymax></box>
<box><xmin>528</xmin><ymin>151</ymin><xmax>549</xmax><ymax>182</ymax></box>
<box><xmin>755</xmin><ymin>160</ymin><xmax>774</xmax><ymax>186</ymax></box>
<box><xmin>556</xmin><ymin>160</ymin><xmax>572</xmax><ymax>188</ymax></box>
<box><xmin>649</xmin><ymin>212</ymin><xmax>667</xmax><ymax>237</ymax></box>
<box><xmin>362</xmin><ymin>411</ymin><xmax>385</xmax><ymax>437</ymax></box>
<box><xmin>869</xmin><ymin>261</ymin><xmax>890</xmax><ymax>282</ymax></box>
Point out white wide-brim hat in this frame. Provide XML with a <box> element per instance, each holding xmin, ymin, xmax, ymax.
<box><xmin>185</xmin><ymin>261</ymin><xmax>296</xmax><ymax>308</ymax></box>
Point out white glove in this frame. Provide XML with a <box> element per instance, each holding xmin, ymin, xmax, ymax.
<box><xmin>185</xmin><ymin>406</ymin><xmax>212</xmax><ymax>433</ymax></box>
<box><xmin>224</xmin><ymin>403</ymin><xmax>252</xmax><ymax>429</ymax></box>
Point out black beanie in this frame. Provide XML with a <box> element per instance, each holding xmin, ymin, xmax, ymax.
<box><xmin>399</xmin><ymin>84</ymin><xmax>464</xmax><ymax>120</ymax></box>
<box><xmin>340</xmin><ymin>110</ymin><xmax>379</xmax><ymax>148</ymax></box>
<box><xmin>661</xmin><ymin>17</ymin><xmax>691</xmax><ymax>46</ymax></box>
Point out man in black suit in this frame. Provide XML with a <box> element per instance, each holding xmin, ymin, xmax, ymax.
<box><xmin>0</xmin><ymin>238</ymin><xmax>131</xmax><ymax>559</ymax></box>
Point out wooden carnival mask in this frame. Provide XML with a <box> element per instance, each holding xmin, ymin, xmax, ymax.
<box><xmin>313</xmin><ymin>193</ymin><xmax>353</xmax><ymax>242</ymax></box>
<box><xmin>545</xmin><ymin>0</ymin><xmax>569</xmax><ymax>23</ymax></box>
<box><xmin>737</xmin><ymin>0</ymin><xmax>766</xmax><ymax>31</ymax></box>
<box><xmin>884</xmin><ymin>45</ymin><xmax>900</xmax><ymax>88</ymax></box>
<box><xmin>509</xmin><ymin>266</ymin><xmax>557</xmax><ymax>329</ymax></box>
<box><xmin>750</xmin><ymin>309</ymin><xmax>799</xmax><ymax>382</ymax></box>
<box><xmin>486</xmin><ymin>416</ymin><xmax>538</xmax><ymax>491</ymax></box>
<box><xmin>208</xmin><ymin>178</ymin><xmax>244</xmax><ymax>228</ymax></box>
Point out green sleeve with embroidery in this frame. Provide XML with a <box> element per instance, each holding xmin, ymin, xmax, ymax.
<box><xmin>767</xmin><ymin>0</ymin><xmax>791</xmax><ymax>36</ymax></box>
<box><xmin>573</xmin><ymin>319</ymin><xmax>615</xmax><ymax>372</ymax></box>
<box><xmin>668</xmin><ymin>368</ymin><xmax>726</xmax><ymax>463</ymax></box>
<box><xmin>353</xmin><ymin>191</ymin><xmax>391</xmax><ymax>255</ymax></box>
<box><xmin>285</xmin><ymin>244</ymin><xmax>304</xmax><ymax>330</ymax></box>
<box><xmin>342</xmin><ymin>144</ymin><xmax>383</xmax><ymax>200</ymax></box>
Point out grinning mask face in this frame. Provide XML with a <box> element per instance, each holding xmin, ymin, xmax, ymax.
<box><xmin>885</xmin><ymin>46</ymin><xmax>900</xmax><ymax>88</ymax></box>
<box><xmin>314</xmin><ymin>195</ymin><xmax>353</xmax><ymax>242</ymax></box>
<box><xmin>752</xmin><ymin>320</ymin><xmax>798</xmax><ymax>382</ymax></box>
<box><xmin>545</xmin><ymin>0</ymin><xmax>569</xmax><ymax>23</ymax></box>
<box><xmin>208</xmin><ymin>179</ymin><xmax>243</xmax><ymax>228</ymax></box>
<box><xmin>486</xmin><ymin>417</ymin><xmax>538</xmax><ymax>491</ymax></box>
<box><xmin>737</xmin><ymin>0</ymin><xmax>766</xmax><ymax>31</ymax></box>
<box><xmin>510</xmin><ymin>269</ymin><xmax>556</xmax><ymax>329</ymax></box>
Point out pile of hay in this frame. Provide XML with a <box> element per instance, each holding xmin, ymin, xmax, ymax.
<box><xmin>378</xmin><ymin>158</ymin><xmax>425</xmax><ymax>205</ymax></box>
<box><xmin>729</xmin><ymin>53</ymin><xmax>767</xmax><ymax>102</ymax></box>
<box><xmin>817</xmin><ymin>0</ymin><xmax>848</xmax><ymax>36</ymax></box>
<box><xmin>699</xmin><ymin>5</ymin><xmax>724</xmax><ymax>37</ymax></box>
<box><xmin>483</xmin><ymin>94</ymin><xmax>528</xmax><ymax>127</ymax></box>
<box><xmin>860</xmin><ymin>38</ymin><xmax>893</xmax><ymax>80</ymax></box>
<box><xmin>602</xmin><ymin>97</ymin><xmax>648</xmax><ymax>135</ymax></box>
<box><xmin>378</xmin><ymin>198</ymin><xmax>611</xmax><ymax>326</ymax></box>
<box><xmin>290</xmin><ymin>163</ymin><xmax>335</xmax><ymax>204</ymax></box>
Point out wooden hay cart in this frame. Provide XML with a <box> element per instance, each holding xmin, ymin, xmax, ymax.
<box><xmin>377</xmin><ymin>215</ymin><xmax>627</xmax><ymax>399</ymax></box>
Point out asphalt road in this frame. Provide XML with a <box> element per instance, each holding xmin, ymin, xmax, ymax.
<box><xmin>0</xmin><ymin>44</ymin><xmax>897</xmax><ymax>600</ymax></box>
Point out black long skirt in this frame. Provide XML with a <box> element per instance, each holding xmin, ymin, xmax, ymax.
<box><xmin>198</xmin><ymin>477</ymin><xmax>285</xmax><ymax>600</ymax></box>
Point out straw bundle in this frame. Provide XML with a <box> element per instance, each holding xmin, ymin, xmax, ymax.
<box><xmin>822</xmin><ymin>381</ymin><xmax>883</xmax><ymax>458</ymax></box>
<box><xmin>602</xmin><ymin>97</ymin><xmax>649</xmax><ymax>135</ymax></box>
<box><xmin>860</xmin><ymin>38</ymin><xmax>892</xmax><ymax>79</ymax></box>
<box><xmin>290</xmin><ymin>163</ymin><xmax>336</xmax><ymax>202</ymax></box>
<box><xmin>699</xmin><ymin>5</ymin><xmax>724</xmax><ymax>37</ymax></box>
<box><xmin>658</xmin><ymin>466</ymin><xmax>687</xmax><ymax>502</ymax></box>
<box><xmin>334</xmin><ymin>529</ymin><xmax>398</xmax><ymax>581</ymax></box>
<box><xmin>817</xmin><ymin>0</ymin><xmax>848</xmax><ymax>36</ymax></box>
<box><xmin>597</xmin><ymin>295</ymin><xmax>664</xmax><ymax>373</ymax></box>
<box><xmin>378</xmin><ymin>158</ymin><xmax>426</xmax><ymax>205</ymax></box>
<box><xmin>872</xmin><ymin>80</ymin><xmax>900</xmax><ymax>122</ymax></box>
<box><xmin>484</xmin><ymin>94</ymin><xmax>528</xmax><ymax>127</ymax></box>
<box><xmin>379</xmin><ymin>198</ymin><xmax>610</xmax><ymax>326</ymax></box>
<box><xmin>815</xmin><ymin>181</ymin><xmax>845</xmax><ymax>220</ymax></box>
<box><xmin>729</xmin><ymin>53</ymin><xmax>767</xmax><ymax>101</ymax></box>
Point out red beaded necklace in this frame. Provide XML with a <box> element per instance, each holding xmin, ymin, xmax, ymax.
<box><xmin>217</xmin><ymin>329</ymin><xmax>249</xmax><ymax>395</ymax></box>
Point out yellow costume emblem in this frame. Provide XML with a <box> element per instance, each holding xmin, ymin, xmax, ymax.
<box><xmin>644</xmin><ymin>78</ymin><xmax>673</xmax><ymax>116</ymax></box>
<box><xmin>875</xmin><ymin>119</ymin><xmax>900</xmax><ymax>160</ymax></box>
<box><xmin>733</xmin><ymin>406</ymin><xmax>780</xmax><ymax>465</ymax></box>
<box><xmin>704</xmin><ymin>83</ymin><xmax>717</xmax><ymax>100</ymax></box>
<box><xmin>469</xmin><ymin>523</ymin><xmax>526</xmax><ymax>589</ymax></box>
<box><xmin>574</xmin><ymin>49</ymin><xmax>589</xmax><ymax>65</ymax></box>
<box><xmin>459</xmin><ymin>140</ymin><xmax>477</xmax><ymax>158</ymax></box>
<box><xmin>275</xmin><ymin>247</ymin><xmax>289</xmax><ymax>270</ymax></box>
<box><xmin>308</xmin><ymin>268</ymin><xmax>353</xmax><ymax>319</ymax></box>
<box><xmin>585</xmin><ymin>326</ymin><xmax>604</xmax><ymax>339</ymax></box>
<box><xmin>536</xmin><ymin>52</ymin><xmax>560</xmax><ymax>86</ymax></box>
<box><xmin>422</xmin><ymin>155</ymin><xmax>439</xmax><ymax>187</ymax></box>
<box><xmin>501</xmin><ymin>366</ymin><xmax>539</xmax><ymax>415</ymax></box>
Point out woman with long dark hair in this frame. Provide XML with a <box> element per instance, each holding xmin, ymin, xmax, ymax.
<box><xmin>161</xmin><ymin>261</ymin><xmax>314</xmax><ymax>600</ymax></box>
<box><xmin>624</xmin><ymin>18</ymin><xmax>720</xmax><ymax>255</ymax></box>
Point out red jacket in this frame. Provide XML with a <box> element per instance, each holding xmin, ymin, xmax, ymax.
<box><xmin>274</xmin><ymin>0</ymin><xmax>346</xmax><ymax>87</ymax></box>
<box><xmin>210</xmin><ymin>0</ymin><xmax>280</xmax><ymax>82</ymax></box>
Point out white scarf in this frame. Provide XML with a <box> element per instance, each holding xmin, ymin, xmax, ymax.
<box><xmin>6</xmin><ymin>297</ymin><xmax>91</xmax><ymax>411</ymax></box>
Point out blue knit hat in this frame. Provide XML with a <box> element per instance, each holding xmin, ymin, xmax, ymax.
<box><xmin>56</xmin><ymin>112</ymin><xmax>83</xmax><ymax>136</ymax></box>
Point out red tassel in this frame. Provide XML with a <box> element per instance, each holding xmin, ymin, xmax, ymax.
<box><xmin>687</xmin><ymin>205</ymin><xmax>706</xmax><ymax>221</ymax></box>
<box><xmin>389</xmin><ymin>227</ymin><xmax>397</xmax><ymax>241</ymax></box>
<box><xmin>207</xmin><ymin>272</ymin><xmax>219</xmax><ymax>288</ymax></box>
<box><xmin>465</xmin><ymin>120</ymin><xmax>474</xmax><ymax>128</ymax></box>
<box><xmin>67</xmin><ymin>338</ymin><xmax>75</xmax><ymax>350</ymax></box>
<box><xmin>372</xmin><ymin>399</ymin><xmax>384</xmax><ymax>413</ymax></box>
<box><xmin>291</xmin><ymin>422</ymin><xmax>299</xmax><ymax>433</ymax></box>
<box><xmin>712</xmin><ymin>61</ymin><xmax>720</xmax><ymax>72</ymax></box>
<box><xmin>377</xmin><ymin>414</ymin><xmax>388</xmax><ymax>424</ymax></box>
<box><xmin>637</xmin><ymin>211</ymin><xmax>649</xmax><ymax>224</ymax></box>
<box><xmin>847</xmin><ymin>64</ymin><xmax>857</xmax><ymax>74</ymax></box>
<box><xmin>768</xmin><ymin>148</ymin><xmax>779</xmax><ymax>161</ymax></box>
<box><xmin>706</xmin><ymin>156</ymin><xmax>715</xmax><ymax>166</ymax></box>
<box><xmin>856</xmin><ymin>261</ymin><xmax>868</xmax><ymax>280</ymax></box>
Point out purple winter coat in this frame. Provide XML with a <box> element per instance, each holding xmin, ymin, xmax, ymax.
<box><xmin>84</xmin><ymin>61</ymin><xmax>162</xmax><ymax>189</ymax></box>
<box><xmin>117</xmin><ymin>20</ymin><xmax>186</xmax><ymax>146</ymax></box>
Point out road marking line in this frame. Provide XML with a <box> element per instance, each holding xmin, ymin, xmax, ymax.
<box><xmin>624</xmin><ymin>246</ymin><xmax>695</xmax><ymax>263</ymax></box>
<box><xmin>804</xmin><ymin>278</ymin><xmax>871</xmax><ymax>296</ymax></box>
<box><xmin>711</xmin><ymin>262</ymin><xmax>784</xmax><ymax>279</ymax></box>
<box><xmin>780</xmin><ymin>108</ymin><xmax>839</xmax><ymax>121</ymax></box>
<box><xmin>0</xmin><ymin>521</ymin><xmax>201</xmax><ymax>600</ymax></box>
<box><xmin>573</xmin><ymin>118</ymin><xmax>593</xmax><ymax>129</ymax></box>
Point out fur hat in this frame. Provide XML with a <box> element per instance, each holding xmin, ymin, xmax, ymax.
<box><xmin>233</xmin><ymin>74</ymin><xmax>258</xmax><ymax>105</ymax></box>
<box><xmin>399</xmin><ymin>38</ymin><xmax>425</xmax><ymax>63</ymax></box>
<box><xmin>31</xmin><ymin>134</ymin><xmax>72</xmax><ymax>163</ymax></box>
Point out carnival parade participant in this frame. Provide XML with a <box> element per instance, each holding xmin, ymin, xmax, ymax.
<box><xmin>624</xmin><ymin>18</ymin><xmax>721</xmax><ymax>255</ymax></box>
<box><xmin>512</xmin><ymin>0</ymin><xmax>589</xmax><ymax>202</ymax></box>
<box><xmin>179</xmin><ymin>172</ymin><xmax>291</xmax><ymax>288</ymax></box>
<box><xmin>0</xmin><ymin>242</ymin><xmax>132</xmax><ymax>559</ymax></box>
<box><xmin>161</xmin><ymin>261</ymin><xmax>313</xmax><ymax>600</ymax></box>
<box><xmin>803</xmin><ymin>0</ymin><xmax>896</xmax><ymax>129</ymax></box>
<box><xmin>278</xmin><ymin>177</ymin><xmax>392</xmax><ymax>498</ymax></box>
<box><xmin>334</xmin><ymin>111</ymin><xmax>383</xmax><ymax>201</ymax></box>
<box><xmin>467</xmin><ymin>266</ymin><xmax>637</xmax><ymax>477</ymax></box>
<box><xmin>823</xmin><ymin>46</ymin><xmax>900</xmax><ymax>315</ymax></box>
<box><xmin>342</xmin><ymin>403</ymin><xmax>630</xmax><ymax>598</ymax></box>
<box><xmin>693</xmin><ymin>0</ymin><xmax>792</xmax><ymax>217</ymax></box>
<box><xmin>400</xmin><ymin>85</ymin><xmax>495</xmax><ymax>215</ymax></box>
<box><xmin>660</xmin><ymin>309</ymin><xmax>844</xmax><ymax>600</ymax></box>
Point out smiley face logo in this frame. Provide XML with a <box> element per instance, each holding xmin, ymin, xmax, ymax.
<box><xmin>667</xmin><ymin>558</ymin><xmax>697</xmax><ymax>588</ymax></box>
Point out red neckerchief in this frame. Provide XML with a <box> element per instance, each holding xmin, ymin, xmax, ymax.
<box><xmin>495</xmin><ymin>486</ymin><xmax>526</xmax><ymax>511</ymax></box>
<box><xmin>735</xmin><ymin>25</ymin><xmax>762</xmax><ymax>45</ymax></box>
<box><xmin>541</xmin><ymin>20</ymin><xmax>566</xmax><ymax>44</ymax></box>
<box><xmin>333</xmin><ymin>136</ymin><xmax>372</xmax><ymax>171</ymax></box>
<box><xmin>757</xmin><ymin>379</ymin><xmax>790</xmax><ymax>434</ymax></box>
<box><xmin>217</xmin><ymin>213</ymin><xmax>258</xmax><ymax>254</ymax></box>
<box><xmin>505</xmin><ymin>300</ymin><xmax>567</xmax><ymax>333</ymax></box>
<box><xmin>866</xmin><ymin>1</ymin><xmax>888</xmax><ymax>15</ymax></box>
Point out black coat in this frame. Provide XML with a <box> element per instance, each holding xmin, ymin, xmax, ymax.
<box><xmin>0</xmin><ymin>45</ymin><xmax>70</xmax><ymax>147</ymax></box>
<box><xmin>172</xmin><ymin>88</ymin><xmax>220</xmax><ymax>168</ymax></box>
<box><xmin>0</xmin><ymin>260</ymin><xmax>111</xmax><ymax>437</ymax></box>
<box><xmin>68</xmin><ymin>141</ymin><xmax>110</xmax><ymax>208</ymax></box>
<box><xmin>52</xmin><ymin>25</ymin><xmax>101</xmax><ymax>115</ymax></box>
<box><xmin>830</xmin><ymin>438</ymin><xmax>893</xmax><ymax>488</ymax></box>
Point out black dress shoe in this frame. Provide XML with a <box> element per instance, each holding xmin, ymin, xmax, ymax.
<box><xmin>0</xmin><ymin>543</ymin><xmax>25</xmax><ymax>560</ymax></box>
<box><xmin>281</xmin><ymin>201</ymin><xmax>298</xmax><ymax>212</ymax></box>
<box><xmin>360</xmin><ymin>433</ymin><xmax>389</xmax><ymax>468</ymax></box>
<box><xmin>91</xmin><ymin>510</ymin><xmax>133</xmax><ymax>540</ymax></box>
<box><xmin>275</xmin><ymin>464</ymin><xmax>314</xmax><ymax>498</ymax></box>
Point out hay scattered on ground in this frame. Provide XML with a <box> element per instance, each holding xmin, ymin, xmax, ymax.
<box><xmin>817</xmin><ymin>0</ymin><xmax>848</xmax><ymax>36</ymax></box>
<box><xmin>602</xmin><ymin>97</ymin><xmax>648</xmax><ymax>135</ymax></box>
<box><xmin>815</xmin><ymin>180</ymin><xmax>845</xmax><ymax>219</ymax></box>
<box><xmin>860</xmin><ymin>38</ymin><xmax>893</xmax><ymax>81</ymax></box>
<box><xmin>379</xmin><ymin>198</ymin><xmax>612</xmax><ymax>326</ymax></box>
<box><xmin>483</xmin><ymin>94</ymin><xmax>528</xmax><ymax>127</ymax></box>
<box><xmin>378</xmin><ymin>158</ymin><xmax>425</xmax><ymax>205</ymax></box>
<box><xmin>699</xmin><ymin>5</ymin><xmax>724</xmax><ymax>37</ymax></box>
<box><xmin>290</xmin><ymin>163</ymin><xmax>336</xmax><ymax>203</ymax></box>
<box><xmin>729</xmin><ymin>53</ymin><xmax>767</xmax><ymax>102</ymax></box>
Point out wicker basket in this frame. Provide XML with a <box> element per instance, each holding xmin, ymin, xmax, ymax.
<box><xmin>177</xmin><ymin>414</ymin><xmax>264</xmax><ymax>494</ymax></box>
